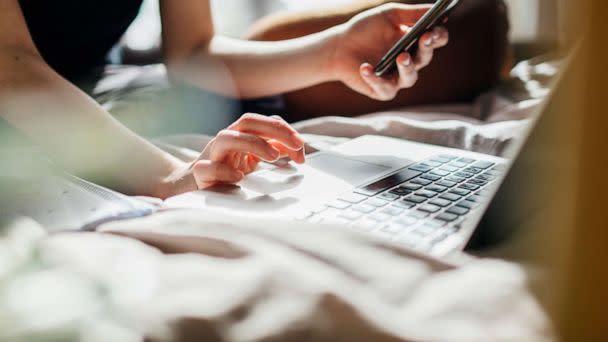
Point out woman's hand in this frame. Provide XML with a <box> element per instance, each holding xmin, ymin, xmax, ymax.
<box><xmin>172</xmin><ymin>114</ymin><xmax>306</xmax><ymax>192</ymax></box>
<box><xmin>329</xmin><ymin>3</ymin><xmax>449</xmax><ymax>101</ymax></box>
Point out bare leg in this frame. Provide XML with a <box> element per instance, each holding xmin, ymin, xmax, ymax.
<box><xmin>247</xmin><ymin>0</ymin><xmax>511</xmax><ymax>121</ymax></box>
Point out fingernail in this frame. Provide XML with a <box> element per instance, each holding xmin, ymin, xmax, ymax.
<box><xmin>362</xmin><ymin>68</ymin><xmax>372</xmax><ymax>76</ymax></box>
<box><xmin>403</xmin><ymin>57</ymin><xmax>412</xmax><ymax>66</ymax></box>
<box><xmin>424</xmin><ymin>38</ymin><xmax>433</xmax><ymax>46</ymax></box>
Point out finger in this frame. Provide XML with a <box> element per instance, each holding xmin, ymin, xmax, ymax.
<box><xmin>228</xmin><ymin>113</ymin><xmax>304</xmax><ymax>150</ymax></box>
<box><xmin>192</xmin><ymin>160</ymin><xmax>244</xmax><ymax>189</ymax></box>
<box><xmin>212</xmin><ymin>130</ymin><xmax>280</xmax><ymax>162</ymax></box>
<box><xmin>431</xmin><ymin>26</ymin><xmax>449</xmax><ymax>48</ymax></box>
<box><xmin>414</xmin><ymin>31</ymin><xmax>435</xmax><ymax>70</ymax></box>
<box><xmin>242</xmin><ymin>154</ymin><xmax>261</xmax><ymax>174</ymax></box>
<box><xmin>360</xmin><ymin>63</ymin><xmax>399</xmax><ymax>101</ymax></box>
<box><xmin>269</xmin><ymin>140</ymin><xmax>306</xmax><ymax>164</ymax></box>
<box><xmin>395</xmin><ymin>52</ymin><xmax>418</xmax><ymax>88</ymax></box>
<box><xmin>384</xmin><ymin>4</ymin><xmax>433</xmax><ymax>27</ymax></box>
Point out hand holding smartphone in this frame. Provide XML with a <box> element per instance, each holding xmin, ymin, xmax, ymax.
<box><xmin>374</xmin><ymin>0</ymin><xmax>460</xmax><ymax>77</ymax></box>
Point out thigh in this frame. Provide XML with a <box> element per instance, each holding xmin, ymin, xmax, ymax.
<box><xmin>248</xmin><ymin>0</ymin><xmax>511</xmax><ymax>120</ymax></box>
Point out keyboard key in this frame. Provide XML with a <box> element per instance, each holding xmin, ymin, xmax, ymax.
<box><xmin>467</xmin><ymin>179</ymin><xmax>488</xmax><ymax>186</ymax></box>
<box><xmin>431</xmin><ymin>233</ymin><xmax>450</xmax><ymax>245</ymax></box>
<box><xmin>414</xmin><ymin>225</ymin><xmax>437</xmax><ymax>237</ymax></box>
<box><xmin>429</xmin><ymin>198</ymin><xmax>451</xmax><ymax>207</ymax></box>
<box><xmin>353</xmin><ymin>220</ymin><xmax>379</xmax><ymax>232</ymax></box>
<box><xmin>352</xmin><ymin>204</ymin><xmax>376</xmax><ymax>214</ymax></box>
<box><xmin>382</xmin><ymin>206</ymin><xmax>405</xmax><ymax>216</ymax></box>
<box><xmin>409</xmin><ymin>163</ymin><xmax>434</xmax><ymax>173</ymax></box>
<box><xmin>393</xmin><ymin>200</ymin><xmax>417</xmax><ymax>209</ymax></box>
<box><xmin>419</xmin><ymin>204</ymin><xmax>441</xmax><ymax>213</ymax></box>
<box><xmin>421</xmin><ymin>173</ymin><xmax>442</xmax><ymax>181</ymax></box>
<box><xmin>369</xmin><ymin>212</ymin><xmax>392</xmax><ymax>222</ymax></box>
<box><xmin>401</xmin><ymin>183</ymin><xmax>421</xmax><ymax>191</ymax></box>
<box><xmin>458</xmin><ymin>183</ymin><xmax>481</xmax><ymax>191</ymax></box>
<box><xmin>430</xmin><ymin>169</ymin><xmax>450</xmax><ymax>177</ymax></box>
<box><xmin>326</xmin><ymin>200</ymin><xmax>351</xmax><ymax>210</ymax></box>
<box><xmin>379</xmin><ymin>192</ymin><xmax>400</xmax><ymax>201</ymax></box>
<box><xmin>338</xmin><ymin>193</ymin><xmax>368</xmax><ymax>204</ymax></box>
<box><xmin>447</xmin><ymin>206</ymin><xmax>469</xmax><ymax>216</ymax></box>
<box><xmin>408</xmin><ymin>210</ymin><xmax>430</xmax><ymax>219</ymax></box>
<box><xmin>426</xmin><ymin>185</ymin><xmax>448</xmax><ymax>193</ymax></box>
<box><xmin>475</xmin><ymin>175</ymin><xmax>495</xmax><ymax>182</ymax></box>
<box><xmin>397</xmin><ymin>216</ymin><xmax>418</xmax><ymax>227</ymax></box>
<box><xmin>440</xmin><ymin>165</ymin><xmax>459</xmax><ymax>173</ymax></box>
<box><xmin>356</xmin><ymin>169</ymin><xmax>422</xmax><ymax>196</ymax></box>
<box><xmin>477</xmin><ymin>189</ymin><xmax>492</xmax><ymax>197</ymax></box>
<box><xmin>471</xmin><ymin>161</ymin><xmax>495</xmax><ymax>169</ymax></box>
<box><xmin>449</xmin><ymin>161</ymin><xmax>468</xmax><ymax>168</ymax></box>
<box><xmin>454</xmin><ymin>171</ymin><xmax>474</xmax><ymax>179</ymax></box>
<box><xmin>436</xmin><ymin>180</ymin><xmax>457</xmax><ymax>188</ymax></box>
<box><xmin>458</xmin><ymin>158</ymin><xmax>476</xmax><ymax>164</ymax></box>
<box><xmin>415</xmin><ymin>190</ymin><xmax>439</xmax><ymax>198</ymax></box>
<box><xmin>438</xmin><ymin>154</ymin><xmax>458</xmax><ymax>161</ymax></box>
<box><xmin>485</xmin><ymin>169</ymin><xmax>502</xmax><ymax>177</ymax></box>
<box><xmin>425</xmin><ymin>160</ymin><xmax>443</xmax><ymax>168</ymax></box>
<box><xmin>463</xmin><ymin>167</ymin><xmax>483</xmax><ymax>174</ymax></box>
<box><xmin>449</xmin><ymin>188</ymin><xmax>471</xmax><ymax>196</ymax></box>
<box><xmin>412</xmin><ymin>178</ymin><xmax>432</xmax><ymax>186</ymax></box>
<box><xmin>366</xmin><ymin>198</ymin><xmax>390</xmax><ymax>207</ymax></box>
<box><xmin>389</xmin><ymin>187</ymin><xmax>412</xmax><ymax>196</ymax></box>
<box><xmin>436</xmin><ymin>212</ymin><xmax>459</xmax><ymax>222</ymax></box>
<box><xmin>439</xmin><ymin>193</ymin><xmax>462</xmax><ymax>202</ymax></box>
<box><xmin>467</xmin><ymin>195</ymin><xmax>483</xmax><ymax>203</ymax></box>
<box><xmin>445</xmin><ymin>176</ymin><xmax>466</xmax><ymax>183</ymax></box>
<box><xmin>381</xmin><ymin>224</ymin><xmax>408</xmax><ymax>235</ymax></box>
<box><xmin>456</xmin><ymin>200</ymin><xmax>479</xmax><ymax>210</ymax></box>
<box><xmin>431</xmin><ymin>157</ymin><xmax>451</xmax><ymax>164</ymax></box>
<box><xmin>405</xmin><ymin>195</ymin><xmax>427</xmax><ymax>204</ymax></box>
<box><xmin>339</xmin><ymin>210</ymin><xmax>363</xmax><ymax>221</ymax></box>
<box><xmin>425</xmin><ymin>219</ymin><xmax>447</xmax><ymax>228</ymax></box>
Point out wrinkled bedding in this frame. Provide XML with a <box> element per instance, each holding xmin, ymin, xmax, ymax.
<box><xmin>1</xmin><ymin>215</ymin><xmax>551</xmax><ymax>342</ymax></box>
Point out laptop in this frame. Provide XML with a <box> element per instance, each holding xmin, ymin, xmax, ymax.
<box><xmin>163</xmin><ymin>59</ymin><xmax>568</xmax><ymax>258</ymax></box>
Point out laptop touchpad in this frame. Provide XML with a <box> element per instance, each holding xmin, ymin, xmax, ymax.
<box><xmin>306</xmin><ymin>152</ymin><xmax>392</xmax><ymax>186</ymax></box>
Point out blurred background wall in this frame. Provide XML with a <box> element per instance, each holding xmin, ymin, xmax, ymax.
<box><xmin>123</xmin><ymin>0</ymin><xmax>562</xmax><ymax>52</ymax></box>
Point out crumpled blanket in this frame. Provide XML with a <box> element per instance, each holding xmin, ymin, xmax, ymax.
<box><xmin>0</xmin><ymin>214</ymin><xmax>552</xmax><ymax>342</ymax></box>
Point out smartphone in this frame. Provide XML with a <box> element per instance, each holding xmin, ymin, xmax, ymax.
<box><xmin>374</xmin><ymin>0</ymin><xmax>460</xmax><ymax>77</ymax></box>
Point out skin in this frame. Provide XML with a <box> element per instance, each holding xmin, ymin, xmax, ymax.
<box><xmin>0</xmin><ymin>0</ymin><xmax>447</xmax><ymax>198</ymax></box>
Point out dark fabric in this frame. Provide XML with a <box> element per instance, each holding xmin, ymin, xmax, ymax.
<box><xmin>19</xmin><ymin>0</ymin><xmax>143</xmax><ymax>82</ymax></box>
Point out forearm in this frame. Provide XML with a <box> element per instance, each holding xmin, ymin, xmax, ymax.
<box><xmin>0</xmin><ymin>50</ymin><xmax>191</xmax><ymax>198</ymax></box>
<box><xmin>167</xmin><ymin>26</ymin><xmax>343</xmax><ymax>99</ymax></box>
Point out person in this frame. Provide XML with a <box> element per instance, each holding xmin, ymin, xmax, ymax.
<box><xmin>0</xmin><ymin>0</ymin><xmax>448</xmax><ymax>199</ymax></box>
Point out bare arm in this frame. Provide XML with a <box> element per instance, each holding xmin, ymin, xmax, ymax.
<box><xmin>160</xmin><ymin>0</ymin><xmax>447</xmax><ymax>100</ymax></box>
<box><xmin>0</xmin><ymin>1</ymin><xmax>204</xmax><ymax>198</ymax></box>
<box><xmin>160</xmin><ymin>0</ymin><xmax>337</xmax><ymax>99</ymax></box>
<box><xmin>1</xmin><ymin>1</ymin><xmax>305</xmax><ymax>198</ymax></box>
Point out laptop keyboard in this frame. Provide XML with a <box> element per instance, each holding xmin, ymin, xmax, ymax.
<box><xmin>295</xmin><ymin>155</ymin><xmax>505</xmax><ymax>253</ymax></box>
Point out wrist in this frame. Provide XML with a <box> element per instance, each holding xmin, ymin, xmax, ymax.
<box><xmin>155</xmin><ymin>158</ymin><xmax>198</xmax><ymax>200</ymax></box>
<box><xmin>320</xmin><ymin>23</ymin><xmax>349</xmax><ymax>83</ymax></box>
